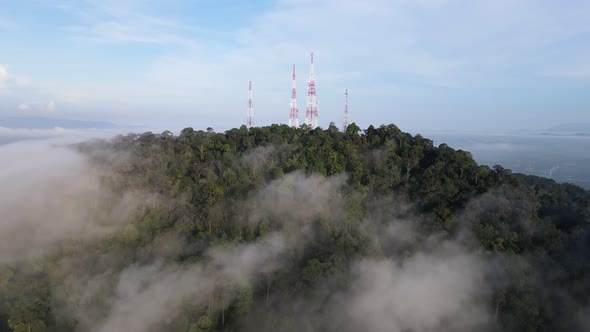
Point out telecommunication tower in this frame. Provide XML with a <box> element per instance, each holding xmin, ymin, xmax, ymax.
<box><xmin>342</xmin><ymin>89</ymin><xmax>349</xmax><ymax>131</ymax></box>
<box><xmin>305</xmin><ymin>52</ymin><xmax>318</xmax><ymax>128</ymax></box>
<box><xmin>288</xmin><ymin>64</ymin><xmax>299</xmax><ymax>127</ymax></box>
<box><xmin>247</xmin><ymin>80</ymin><xmax>254</xmax><ymax>128</ymax></box>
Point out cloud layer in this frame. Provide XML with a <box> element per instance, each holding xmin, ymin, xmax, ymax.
<box><xmin>0</xmin><ymin>140</ymin><xmax>144</xmax><ymax>263</ymax></box>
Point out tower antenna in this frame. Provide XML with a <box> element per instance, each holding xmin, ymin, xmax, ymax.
<box><xmin>305</xmin><ymin>52</ymin><xmax>318</xmax><ymax>128</ymax></box>
<box><xmin>343</xmin><ymin>89</ymin><xmax>349</xmax><ymax>131</ymax></box>
<box><xmin>247</xmin><ymin>80</ymin><xmax>254</xmax><ymax>128</ymax></box>
<box><xmin>289</xmin><ymin>64</ymin><xmax>299</xmax><ymax>127</ymax></box>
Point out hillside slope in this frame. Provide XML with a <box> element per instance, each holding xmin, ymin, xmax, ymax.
<box><xmin>1</xmin><ymin>123</ymin><xmax>589</xmax><ymax>332</ymax></box>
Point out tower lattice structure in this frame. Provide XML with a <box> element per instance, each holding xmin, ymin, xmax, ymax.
<box><xmin>289</xmin><ymin>64</ymin><xmax>299</xmax><ymax>127</ymax></box>
<box><xmin>343</xmin><ymin>89</ymin><xmax>349</xmax><ymax>131</ymax></box>
<box><xmin>247</xmin><ymin>80</ymin><xmax>254</xmax><ymax>128</ymax></box>
<box><xmin>305</xmin><ymin>52</ymin><xmax>318</xmax><ymax>128</ymax></box>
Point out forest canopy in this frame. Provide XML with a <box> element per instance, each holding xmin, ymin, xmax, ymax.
<box><xmin>0</xmin><ymin>123</ymin><xmax>589</xmax><ymax>332</ymax></box>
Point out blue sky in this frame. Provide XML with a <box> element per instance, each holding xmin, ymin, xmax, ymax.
<box><xmin>0</xmin><ymin>0</ymin><xmax>589</xmax><ymax>131</ymax></box>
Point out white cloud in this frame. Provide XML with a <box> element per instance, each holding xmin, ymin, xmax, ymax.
<box><xmin>46</xmin><ymin>100</ymin><xmax>56</xmax><ymax>112</ymax></box>
<box><xmin>60</xmin><ymin>0</ymin><xmax>198</xmax><ymax>47</ymax></box>
<box><xmin>144</xmin><ymin>0</ymin><xmax>590</xmax><ymax>99</ymax></box>
<box><xmin>0</xmin><ymin>65</ymin><xmax>31</xmax><ymax>92</ymax></box>
<box><xmin>0</xmin><ymin>65</ymin><xmax>8</xmax><ymax>89</ymax></box>
<box><xmin>67</xmin><ymin>21</ymin><xmax>196</xmax><ymax>46</ymax></box>
<box><xmin>18</xmin><ymin>103</ymin><xmax>29</xmax><ymax>111</ymax></box>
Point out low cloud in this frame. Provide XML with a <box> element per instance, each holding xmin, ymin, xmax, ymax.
<box><xmin>62</xmin><ymin>170</ymin><xmax>350</xmax><ymax>332</ymax></box>
<box><xmin>0</xmin><ymin>140</ymin><xmax>147</xmax><ymax>263</ymax></box>
<box><xmin>73</xmin><ymin>165</ymin><xmax>501</xmax><ymax>332</ymax></box>
<box><xmin>249</xmin><ymin>171</ymin><xmax>347</xmax><ymax>226</ymax></box>
<box><xmin>243</xmin><ymin>218</ymin><xmax>497</xmax><ymax>332</ymax></box>
<box><xmin>0</xmin><ymin>139</ymin><xmax>519</xmax><ymax>332</ymax></box>
<box><xmin>95</xmin><ymin>233</ymin><xmax>290</xmax><ymax>332</ymax></box>
<box><xmin>335</xmin><ymin>248</ymin><xmax>490</xmax><ymax>332</ymax></box>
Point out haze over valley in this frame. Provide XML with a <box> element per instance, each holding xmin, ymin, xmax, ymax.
<box><xmin>426</xmin><ymin>129</ymin><xmax>590</xmax><ymax>189</ymax></box>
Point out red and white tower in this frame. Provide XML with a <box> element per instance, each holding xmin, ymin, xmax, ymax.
<box><xmin>247</xmin><ymin>80</ymin><xmax>254</xmax><ymax>128</ymax></box>
<box><xmin>305</xmin><ymin>52</ymin><xmax>318</xmax><ymax>128</ymax></box>
<box><xmin>343</xmin><ymin>89</ymin><xmax>349</xmax><ymax>131</ymax></box>
<box><xmin>288</xmin><ymin>64</ymin><xmax>299</xmax><ymax>127</ymax></box>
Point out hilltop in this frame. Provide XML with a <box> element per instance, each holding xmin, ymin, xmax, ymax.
<box><xmin>1</xmin><ymin>123</ymin><xmax>589</xmax><ymax>332</ymax></box>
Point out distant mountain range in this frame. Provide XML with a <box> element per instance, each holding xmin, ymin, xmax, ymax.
<box><xmin>0</xmin><ymin>117</ymin><xmax>118</xmax><ymax>129</ymax></box>
<box><xmin>543</xmin><ymin>123</ymin><xmax>590</xmax><ymax>133</ymax></box>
